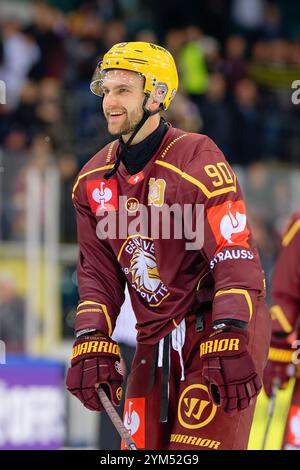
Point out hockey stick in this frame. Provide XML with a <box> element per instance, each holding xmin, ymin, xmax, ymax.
<box><xmin>98</xmin><ymin>386</ymin><xmax>137</xmax><ymax>450</ymax></box>
<box><xmin>261</xmin><ymin>378</ymin><xmax>281</xmax><ymax>450</ymax></box>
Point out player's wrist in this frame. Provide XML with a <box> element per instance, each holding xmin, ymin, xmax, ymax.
<box><xmin>200</xmin><ymin>326</ymin><xmax>248</xmax><ymax>359</ymax></box>
<box><xmin>76</xmin><ymin>328</ymin><xmax>106</xmax><ymax>338</ymax></box>
<box><xmin>213</xmin><ymin>318</ymin><xmax>248</xmax><ymax>331</ymax></box>
<box><xmin>71</xmin><ymin>334</ymin><xmax>120</xmax><ymax>365</ymax></box>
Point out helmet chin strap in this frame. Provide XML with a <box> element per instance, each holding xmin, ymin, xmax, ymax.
<box><xmin>104</xmin><ymin>94</ymin><xmax>161</xmax><ymax>179</ymax></box>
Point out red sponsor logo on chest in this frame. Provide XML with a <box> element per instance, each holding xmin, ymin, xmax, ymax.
<box><xmin>86</xmin><ymin>179</ymin><xmax>118</xmax><ymax>213</ymax></box>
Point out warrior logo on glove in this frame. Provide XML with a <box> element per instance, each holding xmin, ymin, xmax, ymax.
<box><xmin>199</xmin><ymin>327</ymin><xmax>261</xmax><ymax>416</ymax></box>
<box><xmin>66</xmin><ymin>335</ymin><xmax>124</xmax><ymax>411</ymax></box>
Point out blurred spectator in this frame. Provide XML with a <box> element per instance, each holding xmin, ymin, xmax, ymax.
<box><xmin>178</xmin><ymin>26</ymin><xmax>209</xmax><ymax>108</ymax></box>
<box><xmin>58</xmin><ymin>152</ymin><xmax>78</xmax><ymax>243</ymax></box>
<box><xmin>199</xmin><ymin>36</ymin><xmax>221</xmax><ymax>73</ymax></box>
<box><xmin>243</xmin><ymin>161</ymin><xmax>273</xmax><ymax>220</ymax></box>
<box><xmin>251</xmin><ymin>38</ymin><xmax>271</xmax><ymax>64</ymax></box>
<box><xmin>48</xmin><ymin>0</ymin><xmax>89</xmax><ymax>14</ymax></box>
<box><xmin>0</xmin><ymin>126</ymin><xmax>29</xmax><ymax>240</ymax></box>
<box><xmin>25</xmin><ymin>3</ymin><xmax>66</xmax><ymax>81</ymax></box>
<box><xmin>135</xmin><ymin>29</ymin><xmax>158</xmax><ymax>44</ymax></box>
<box><xmin>0</xmin><ymin>20</ymin><xmax>40</xmax><ymax>109</ymax></box>
<box><xmin>0</xmin><ymin>29</ymin><xmax>3</xmax><ymax>64</ymax></box>
<box><xmin>277</xmin><ymin>0</ymin><xmax>300</xmax><ymax>39</ymax></box>
<box><xmin>164</xmin><ymin>28</ymin><xmax>186</xmax><ymax>60</ymax></box>
<box><xmin>249</xmin><ymin>39</ymin><xmax>299</xmax><ymax>105</ymax></box>
<box><xmin>96</xmin><ymin>0</ymin><xmax>122</xmax><ymax>22</ymax></box>
<box><xmin>11</xmin><ymin>80</ymin><xmax>40</xmax><ymax>142</ymax></box>
<box><xmin>66</xmin><ymin>9</ymin><xmax>105</xmax><ymax>84</ymax></box>
<box><xmin>258</xmin><ymin>87</ymin><xmax>285</xmax><ymax>160</ymax></box>
<box><xmin>35</xmin><ymin>78</ymin><xmax>70</xmax><ymax>150</ymax></box>
<box><xmin>231</xmin><ymin>78</ymin><xmax>263</xmax><ymax>165</ymax></box>
<box><xmin>288</xmin><ymin>40</ymin><xmax>300</xmax><ymax>66</ymax></box>
<box><xmin>0</xmin><ymin>272</ymin><xmax>25</xmax><ymax>352</ymax></box>
<box><xmin>102</xmin><ymin>20</ymin><xmax>126</xmax><ymax>50</ymax></box>
<box><xmin>231</xmin><ymin>0</ymin><xmax>264</xmax><ymax>42</ymax></box>
<box><xmin>199</xmin><ymin>72</ymin><xmax>234</xmax><ymax>155</ymax></box>
<box><xmin>261</xmin><ymin>3</ymin><xmax>283</xmax><ymax>40</ymax></box>
<box><xmin>164</xmin><ymin>92</ymin><xmax>202</xmax><ymax>133</ymax></box>
<box><xmin>220</xmin><ymin>35</ymin><xmax>248</xmax><ymax>93</ymax></box>
<box><xmin>11</xmin><ymin>133</ymin><xmax>54</xmax><ymax>240</ymax></box>
<box><xmin>285</xmin><ymin>103</ymin><xmax>300</xmax><ymax>164</ymax></box>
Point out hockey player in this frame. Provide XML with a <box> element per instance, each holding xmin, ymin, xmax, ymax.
<box><xmin>66</xmin><ymin>42</ymin><xmax>271</xmax><ymax>450</ymax></box>
<box><xmin>263</xmin><ymin>210</ymin><xmax>300</xmax><ymax>449</ymax></box>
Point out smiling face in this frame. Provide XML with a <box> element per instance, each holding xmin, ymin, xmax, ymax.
<box><xmin>101</xmin><ymin>69</ymin><xmax>146</xmax><ymax>137</ymax></box>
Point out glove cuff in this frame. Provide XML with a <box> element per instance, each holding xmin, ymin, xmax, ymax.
<box><xmin>76</xmin><ymin>328</ymin><xmax>97</xmax><ymax>338</ymax></box>
<box><xmin>200</xmin><ymin>327</ymin><xmax>248</xmax><ymax>358</ymax></box>
<box><xmin>71</xmin><ymin>335</ymin><xmax>121</xmax><ymax>366</ymax></box>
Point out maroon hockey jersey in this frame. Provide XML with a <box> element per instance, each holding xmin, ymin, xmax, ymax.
<box><xmin>72</xmin><ymin>125</ymin><xmax>265</xmax><ymax>343</ymax></box>
<box><xmin>270</xmin><ymin>210</ymin><xmax>300</xmax><ymax>334</ymax></box>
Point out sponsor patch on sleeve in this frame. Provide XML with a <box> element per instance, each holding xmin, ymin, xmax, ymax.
<box><xmin>210</xmin><ymin>248</ymin><xmax>254</xmax><ymax>269</ymax></box>
<box><xmin>207</xmin><ymin>200</ymin><xmax>250</xmax><ymax>253</ymax></box>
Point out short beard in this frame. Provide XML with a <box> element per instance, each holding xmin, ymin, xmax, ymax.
<box><xmin>108</xmin><ymin>107</ymin><xmax>143</xmax><ymax>136</ymax></box>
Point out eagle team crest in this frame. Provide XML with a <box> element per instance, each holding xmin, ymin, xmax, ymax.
<box><xmin>118</xmin><ymin>235</ymin><xmax>169</xmax><ymax>306</ymax></box>
<box><xmin>130</xmin><ymin>247</ymin><xmax>161</xmax><ymax>293</ymax></box>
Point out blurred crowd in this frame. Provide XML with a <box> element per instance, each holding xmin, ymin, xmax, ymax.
<box><xmin>0</xmin><ymin>0</ymin><xmax>300</xmax><ymax>341</ymax></box>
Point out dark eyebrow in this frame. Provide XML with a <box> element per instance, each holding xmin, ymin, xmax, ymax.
<box><xmin>102</xmin><ymin>84</ymin><xmax>133</xmax><ymax>93</ymax></box>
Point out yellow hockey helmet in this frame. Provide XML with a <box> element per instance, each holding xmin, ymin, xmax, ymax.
<box><xmin>90</xmin><ymin>42</ymin><xmax>178</xmax><ymax>110</ymax></box>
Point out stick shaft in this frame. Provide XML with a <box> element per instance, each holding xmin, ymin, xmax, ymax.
<box><xmin>98</xmin><ymin>387</ymin><xmax>137</xmax><ymax>450</ymax></box>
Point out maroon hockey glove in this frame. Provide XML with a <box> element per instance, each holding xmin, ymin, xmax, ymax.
<box><xmin>66</xmin><ymin>334</ymin><xmax>124</xmax><ymax>411</ymax></box>
<box><xmin>199</xmin><ymin>327</ymin><xmax>261</xmax><ymax>416</ymax></box>
<box><xmin>263</xmin><ymin>334</ymin><xmax>295</xmax><ymax>398</ymax></box>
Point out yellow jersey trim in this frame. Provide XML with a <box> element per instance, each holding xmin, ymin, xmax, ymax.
<box><xmin>215</xmin><ymin>288</ymin><xmax>253</xmax><ymax>321</ymax></box>
<box><xmin>155</xmin><ymin>160</ymin><xmax>237</xmax><ymax>198</ymax></box>
<box><xmin>78</xmin><ymin>300</ymin><xmax>102</xmax><ymax>307</ymax></box>
<box><xmin>160</xmin><ymin>134</ymin><xmax>188</xmax><ymax>159</ymax></box>
<box><xmin>282</xmin><ymin>219</ymin><xmax>300</xmax><ymax>247</ymax></box>
<box><xmin>72</xmin><ymin>165</ymin><xmax>115</xmax><ymax>198</ymax></box>
<box><xmin>77</xmin><ymin>301</ymin><xmax>112</xmax><ymax>336</ymax></box>
<box><xmin>268</xmin><ymin>347</ymin><xmax>293</xmax><ymax>363</ymax></box>
<box><xmin>270</xmin><ymin>305</ymin><xmax>293</xmax><ymax>333</ymax></box>
<box><xmin>76</xmin><ymin>308</ymin><xmax>102</xmax><ymax>314</ymax></box>
<box><xmin>106</xmin><ymin>141</ymin><xmax>117</xmax><ymax>164</ymax></box>
<box><xmin>149</xmin><ymin>292</ymin><xmax>170</xmax><ymax>307</ymax></box>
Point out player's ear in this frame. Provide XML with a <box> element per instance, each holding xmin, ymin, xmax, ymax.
<box><xmin>146</xmin><ymin>96</ymin><xmax>161</xmax><ymax>112</ymax></box>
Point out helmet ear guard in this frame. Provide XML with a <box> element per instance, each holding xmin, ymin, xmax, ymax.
<box><xmin>152</xmin><ymin>83</ymin><xmax>168</xmax><ymax>107</ymax></box>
